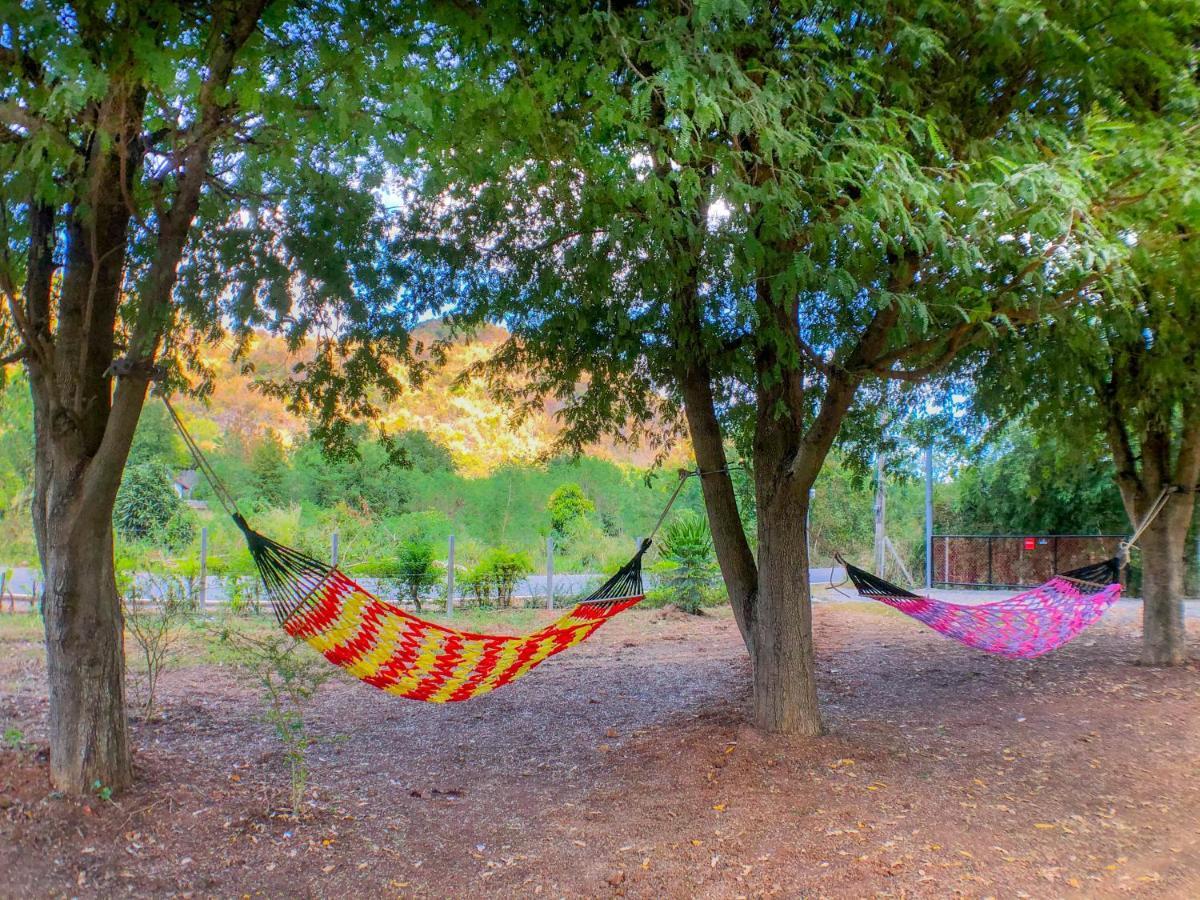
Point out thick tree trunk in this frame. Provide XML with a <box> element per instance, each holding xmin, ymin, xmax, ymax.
<box><xmin>1137</xmin><ymin>509</ymin><xmax>1191</xmax><ymax>666</ymax></box>
<box><xmin>35</xmin><ymin>448</ymin><xmax>133</xmax><ymax>794</ymax></box>
<box><xmin>679</xmin><ymin>369</ymin><xmax>758</xmax><ymax>650</ymax></box>
<box><xmin>751</xmin><ymin>487</ymin><xmax>821</xmax><ymax>735</ymax></box>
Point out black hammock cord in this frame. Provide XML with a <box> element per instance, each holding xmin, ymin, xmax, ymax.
<box><xmin>160</xmin><ymin>396</ymin><xmax>723</xmax><ymax>624</ymax></box>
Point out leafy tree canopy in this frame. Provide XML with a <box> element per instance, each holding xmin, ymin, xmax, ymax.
<box><xmin>0</xmin><ymin>0</ymin><xmax>421</xmax><ymax>454</ymax></box>
<box><xmin>546</xmin><ymin>482</ymin><xmax>595</xmax><ymax>536</ymax></box>
<box><xmin>950</xmin><ymin>427</ymin><xmax>1127</xmax><ymax>535</ymax></box>
<box><xmin>390</xmin><ymin>0</ymin><xmax>1189</xmax><ymax>469</ymax></box>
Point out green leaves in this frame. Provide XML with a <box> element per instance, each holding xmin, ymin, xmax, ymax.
<box><xmin>381</xmin><ymin>0</ymin><xmax>1193</xmax><ymax>480</ymax></box>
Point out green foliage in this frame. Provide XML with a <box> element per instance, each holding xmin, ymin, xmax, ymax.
<box><xmin>113</xmin><ymin>464</ymin><xmax>196</xmax><ymax>550</ymax></box>
<box><xmin>461</xmin><ymin>548</ymin><xmax>534</xmax><ymax>609</ymax></box>
<box><xmin>948</xmin><ymin>429</ymin><xmax>1127</xmax><ymax>535</ymax></box>
<box><xmin>127</xmin><ymin>403</ymin><xmax>187</xmax><ymax>469</ymax></box>
<box><xmin>394</xmin><ymin>541</ymin><xmax>442</xmax><ymax>612</ymax></box>
<box><xmin>966</xmin><ymin>65</ymin><xmax>1200</xmax><ymax>554</ymax></box>
<box><xmin>808</xmin><ymin>456</ymin><xmax>876</xmax><ymax>566</ymax></box>
<box><xmin>218</xmin><ymin>628</ymin><xmax>334</xmax><ymax>817</ymax></box>
<box><xmin>0</xmin><ymin>1</ymin><xmax>428</xmax><ymax>476</ymax></box>
<box><xmin>0</xmin><ymin>374</ymin><xmax>33</xmax><ymax>516</ymax></box>
<box><xmin>650</xmin><ymin>512</ymin><xmax>719</xmax><ymax>614</ymax></box>
<box><xmin>250</xmin><ymin>430</ymin><xmax>288</xmax><ymax>506</ymax></box>
<box><xmin>365</xmin><ymin>540</ymin><xmax>443</xmax><ymax>612</ymax></box>
<box><xmin>3</xmin><ymin>726</ymin><xmax>22</xmax><ymax>749</ymax></box>
<box><xmin>387</xmin><ymin>0</ymin><xmax>1189</xmax><ymax>478</ymax></box>
<box><xmin>91</xmin><ymin>780</ymin><xmax>114</xmax><ymax>803</ymax></box>
<box><xmin>226</xmin><ymin>576</ymin><xmax>265</xmax><ymax>618</ymax></box>
<box><xmin>547</xmin><ymin>483</ymin><xmax>595</xmax><ymax>537</ymax></box>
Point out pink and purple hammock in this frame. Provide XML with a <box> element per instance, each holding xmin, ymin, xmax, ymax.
<box><xmin>839</xmin><ymin>557</ymin><xmax>1123</xmax><ymax>658</ymax></box>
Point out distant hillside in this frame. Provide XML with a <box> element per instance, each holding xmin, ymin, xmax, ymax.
<box><xmin>180</xmin><ymin>323</ymin><xmax>678</xmax><ymax>476</ymax></box>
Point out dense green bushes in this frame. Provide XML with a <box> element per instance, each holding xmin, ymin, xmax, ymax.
<box><xmin>646</xmin><ymin>512</ymin><xmax>721</xmax><ymax>614</ymax></box>
<box><xmin>459</xmin><ymin>547</ymin><xmax>534</xmax><ymax>608</ymax></box>
<box><xmin>113</xmin><ymin>464</ymin><xmax>196</xmax><ymax>550</ymax></box>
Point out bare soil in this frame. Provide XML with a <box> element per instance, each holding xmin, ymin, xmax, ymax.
<box><xmin>2</xmin><ymin>600</ymin><xmax>1199</xmax><ymax>898</ymax></box>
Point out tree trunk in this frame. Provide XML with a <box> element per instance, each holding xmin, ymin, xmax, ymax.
<box><xmin>1137</xmin><ymin>506</ymin><xmax>1192</xmax><ymax>666</ymax></box>
<box><xmin>751</xmin><ymin>487</ymin><xmax>822</xmax><ymax>735</ymax></box>
<box><xmin>37</xmin><ymin>457</ymin><xmax>132</xmax><ymax>794</ymax></box>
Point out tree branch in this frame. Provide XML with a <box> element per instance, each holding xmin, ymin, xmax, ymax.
<box><xmin>0</xmin><ymin>101</ymin><xmax>77</xmax><ymax>154</ymax></box>
<box><xmin>0</xmin><ymin>44</ymin><xmax>46</xmax><ymax>86</ymax></box>
<box><xmin>1174</xmin><ymin>400</ymin><xmax>1200</xmax><ymax>490</ymax></box>
<box><xmin>93</xmin><ymin>0</ymin><xmax>271</xmax><ymax>496</ymax></box>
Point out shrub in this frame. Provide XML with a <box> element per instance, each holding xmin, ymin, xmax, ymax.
<box><xmin>650</xmin><ymin>511</ymin><xmax>718</xmax><ymax>614</ymax></box>
<box><xmin>461</xmin><ymin>547</ymin><xmax>533</xmax><ymax>608</ymax></box>
<box><xmin>367</xmin><ymin>540</ymin><xmax>444</xmax><ymax>611</ymax></box>
<box><xmin>217</xmin><ymin>628</ymin><xmax>333</xmax><ymax>817</ymax></box>
<box><xmin>122</xmin><ymin>593</ymin><xmax>187</xmax><ymax>722</ymax></box>
<box><xmin>226</xmin><ymin>574</ymin><xmax>265</xmax><ymax>617</ymax></box>
<box><xmin>113</xmin><ymin>463</ymin><xmax>195</xmax><ymax>549</ymax></box>
<box><xmin>547</xmin><ymin>483</ymin><xmax>595</xmax><ymax>537</ymax></box>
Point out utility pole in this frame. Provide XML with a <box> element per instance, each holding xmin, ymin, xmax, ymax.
<box><xmin>924</xmin><ymin>445</ymin><xmax>934</xmax><ymax>589</ymax></box>
<box><xmin>873</xmin><ymin>452</ymin><xmax>886</xmax><ymax>577</ymax></box>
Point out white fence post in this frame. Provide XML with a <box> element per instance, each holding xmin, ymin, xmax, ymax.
<box><xmin>446</xmin><ymin>534</ymin><xmax>456</xmax><ymax>615</ymax></box>
<box><xmin>546</xmin><ymin>535</ymin><xmax>555</xmax><ymax>610</ymax></box>
<box><xmin>331</xmin><ymin>531</ymin><xmax>340</xmax><ymax>568</ymax></box>
<box><xmin>199</xmin><ymin>527</ymin><xmax>208</xmax><ymax>610</ymax></box>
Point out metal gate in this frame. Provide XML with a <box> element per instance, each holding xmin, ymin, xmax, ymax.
<box><xmin>932</xmin><ymin>534</ymin><xmax>1125</xmax><ymax>588</ymax></box>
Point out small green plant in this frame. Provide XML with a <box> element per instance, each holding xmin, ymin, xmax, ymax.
<box><xmin>91</xmin><ymin>779</ymin><xmax>114</xmax><ymax>802</ymax></box>
<box><xmin>113</xmin><ymin>462</ymin><xmax>196</xmax><ymax>549</ymax></box>
<box><xmin>226</xmin><ymin>574</ymin><xmax>263</xmax><ymax>617</ymax></box>
<box><xmin>122</xmin><ymin>588</ymin><xmax>187</xmax><ymax>722</ymax></box>
<box><xmin>218</xmin><ymin>627</ymin><xmax>333</xmax><ymax>817</ymax></box>
<box><xmin>650</xmin><ymin>512</ymin><xmax>718</xmax><ymax>614</ymax></box>
<box><xmin>397</xmin><ymin>540</ymin><xmax>442</xmax><ymax>611</ymax></box>
<box><xmin>3</xmin><ymin>726</ymin><xmax>23</xmax><ymax>748</ymax></box>
<box><xmin>462</xmin><ymin>547</ymin><xmax>533</xmax><ymax>608</ymax></box>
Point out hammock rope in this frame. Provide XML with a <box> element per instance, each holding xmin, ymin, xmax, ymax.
<box><xmin>837</xmin><ymin>487</ymin><xmax>1177</xmax><ymax>658</ymax></box>
<box><xmin>159</xmin><ymin>395</ymin><xmax>700</xmax><ymax>700</ymax></box>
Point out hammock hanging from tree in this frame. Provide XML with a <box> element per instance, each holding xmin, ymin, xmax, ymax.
<box><xmin>164</xmin><ymin>396</ymin><xmax>687</xmax><ymax>701</ymax></box>
<box><xmin>239</xmin><ymin>515</ymin><xmax>651</xmax><ymax>701</ymax></box>
<box><xmin>837</xmin><ymin>556</ymin><xmax>1123</xmax><ymax>658</ymax></box>
<box><xmin>161</xmin><ymin>392</ymin><xmax>1167</xmax><ymax>688</ymax></box>
<box><xmin>836</xmin><ymin>487</ymin><xmax>1183</xmax><ymax>657</ymax></box>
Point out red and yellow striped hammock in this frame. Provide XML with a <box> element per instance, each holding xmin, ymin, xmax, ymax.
<box><xmin>240</xmin><ymin>516</ymin><xmax>647</xmax><ymax>702</ymax></box>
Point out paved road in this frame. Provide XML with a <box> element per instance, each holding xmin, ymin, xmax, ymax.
<box><xmin>0</xmin><ymin>565</ymin><xmax>850</xmax><ymax>605</ymax></box>
<box><xmin>6</xmin><ymin>564</ymin><xmax>1198</xmax><ymax>613</ymax></box>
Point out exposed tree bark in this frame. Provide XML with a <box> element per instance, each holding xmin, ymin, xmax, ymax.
<box><xmin>12</xmin><ymin>2</ymin><xmax>270</xmax><ymax>794</ymax></box>
<box><xmin>1111</xmin><ymin>410</ymin><xmax>1200</xmax><ymax>666</ymax></box>
<box><xmin>30</xmin><ymin>73</ymin><xmax>147</xmax><ymax>794</ymax></box>
<box><xmin>679</xmin><ymin>365</ymin><xmax>757</xmax><ymax>650</ymax></box>
<box><xmin>40</xmin><ymin>473</ymin><xmax>133</xmax><ymax>792</ymax></box>
<box><xmin>751</xmin><ymin>476</ymin><xmax>821</xmax><ymax>735</ymax></box>
<box><xmin>1136</xmin><ymin>513</ymin><xmax>1191</xmax><ymax>666</ymax></box>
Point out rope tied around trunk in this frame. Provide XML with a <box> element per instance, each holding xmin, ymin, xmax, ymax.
<box><xmin>1118</xmin><ymin>486</ymin><xmax>1181</xmax><ymax>567</ymax></box>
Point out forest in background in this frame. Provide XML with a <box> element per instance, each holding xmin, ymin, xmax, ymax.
<box><xmin>0</xmin><ymin>326</ymin><xmax>1185</xmax><ymax>591</ymax></box>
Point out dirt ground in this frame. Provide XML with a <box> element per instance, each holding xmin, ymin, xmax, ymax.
<box><xmin>2</xmin><ymin>599</ymin><xmax>1199</xmax><ymax>899</ymax></box>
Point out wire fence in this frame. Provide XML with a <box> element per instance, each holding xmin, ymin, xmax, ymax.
<box><xmin>0</xmin><ymin>530</ymin><xmax>631</xmax><ymax>616</ymax></box>
<box><xmin>932</xmin><ymin>534</ymin><xmax>1127</xmax><ymax>589</ymax></box>
<box><xmin>929</xmin><ymin>533</ymin><xmax>1200</xmax><ymax>596</ymax></box>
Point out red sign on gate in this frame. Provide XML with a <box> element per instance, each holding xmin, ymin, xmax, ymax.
<box><xmin>1023</xmin><ymin>537</ymin><xmax>1036</xmax><ymax>551</ymax></box>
